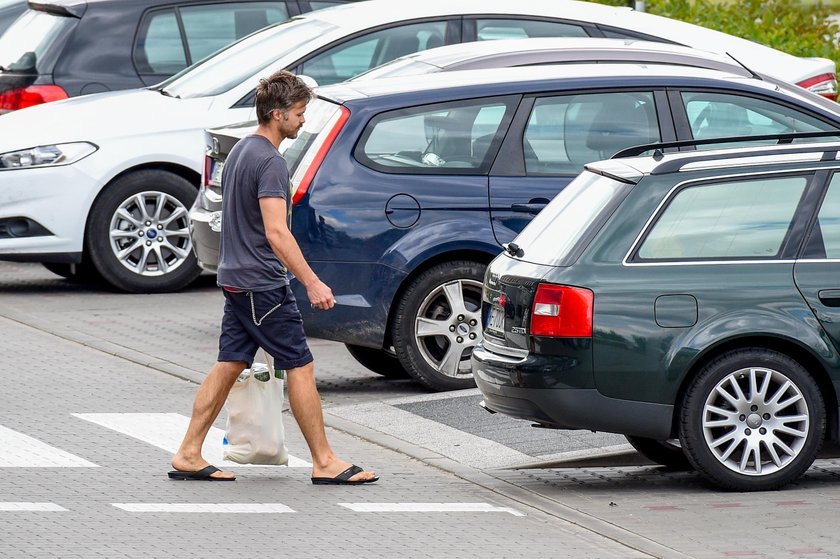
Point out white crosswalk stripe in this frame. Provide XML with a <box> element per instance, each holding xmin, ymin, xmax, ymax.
<box><xmin>0</xmin><ymin>503</ymin><xmax>68</xmax><ymax>512</ymax></box>
<box><xmin>112</xmin><ymin>503</ymin><xmax>295</xmax><ymax>513</ymax></box>
<box><xmin>339</xmin><ymin>503</ymin><xmax>525</xmax><ymax>516</ymax></box>
<box><xmin>73</xmin><ymin>412</ymin><xmax>311</xmax><ymax>468</ymax></box>
<box><xmin>0</xmin><ymin>425</ymin><xmax>98</xmax><ymax>467</ymax></box>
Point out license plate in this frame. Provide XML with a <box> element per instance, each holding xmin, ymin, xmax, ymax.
<box><xmin>487</xmin><ymin>305</ymin><xmax>505</xmax><ymax>333</ymax></box>
<box><xmin>208</xmin><ymin>159</ymin><xmax>224</xmax><ymax>188</ymax></box>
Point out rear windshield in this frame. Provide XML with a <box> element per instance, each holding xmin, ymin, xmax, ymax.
<box><xmin>512</xmin><ymin>170</ymin><xmax>631</xmax><ymax>266</ymax></box>
<box><xmin>0</xmin><ymin>9</ymin><xmax>76</xmax><ymax>73</ymax></box>
<box><xmin>157</xmin><ymin>17</ymin><xmax>337</xmax><ymax>99</ymax></box>
<box><xmin>283</xmin><ymin>98</ymin><xmax>342</xmax><ymax>182</ymax></box>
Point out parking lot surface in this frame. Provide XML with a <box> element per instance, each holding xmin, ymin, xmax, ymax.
<box><xmin>2</xmin><ymin>261</ymin><xmax>840</xmax><ymax>558</ymax></box>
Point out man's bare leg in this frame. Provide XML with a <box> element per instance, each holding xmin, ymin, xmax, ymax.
<box><xmin>287</xmin><ymin>361</ymin><xmax>376</xmax><ymax>482</ymax></box>
<box><xmin>171</xmin><ymin>360</ymin><xmax>246</xmax><ymax>479</ymax></box>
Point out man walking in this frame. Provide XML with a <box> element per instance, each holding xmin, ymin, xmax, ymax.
<box><xmin>170</xmin><ymin>70</ymin><xmax>377</xmax><ymax>485</ymax></box>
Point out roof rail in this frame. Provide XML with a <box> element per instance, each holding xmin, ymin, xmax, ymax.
<box><xmin>612</xmin><ymin>130</ymin><xmax>840</xmax><ymax>159</ymax></box>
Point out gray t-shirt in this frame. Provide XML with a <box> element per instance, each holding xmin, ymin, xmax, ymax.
<box><xmin>217</xmin><ymin>134</ymin><xmax>291</xmax><ymax>291</ymax></box>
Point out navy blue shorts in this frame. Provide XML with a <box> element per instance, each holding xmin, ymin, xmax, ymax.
<box><xmin>218</xmin><ymin>285</ymin><xmax>313</xmax><ymax>370</ymax></box>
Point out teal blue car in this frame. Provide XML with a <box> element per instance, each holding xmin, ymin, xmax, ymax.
<box><xmin>473</xmin><ymin>133</ymin><xmax>840</xmax><ymax>491</ymax></box>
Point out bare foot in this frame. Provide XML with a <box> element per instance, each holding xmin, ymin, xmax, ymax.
<box><xmin>312</xmin><ymin>459</ymin><xmax>377</xmax><ymax>482</ymax></box>
<box><xmin>171</xmin><ymin>455</ymin><xmax>235</xmax><ymax>480</ymax></box>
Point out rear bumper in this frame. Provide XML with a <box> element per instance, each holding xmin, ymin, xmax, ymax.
<box><xmin>189</xmin><ymin>203</ymin><xmax>219</xmax><ymax>273</ymax></box>
<box><xmin>472</xmin><ymin>340</ymin><xmax>674</xmax><ymax>439</ymax></box>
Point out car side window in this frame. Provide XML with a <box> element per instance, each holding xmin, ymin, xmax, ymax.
<box><xmin>180</xmin><ymin>3</ymin><xmax>289</xmax><ymax>62</ymax></box>
<box><xmin>802</xmin><ymin>173</ymin><xmax>840</xmax><ymax>259</ymax></box>
<box><xmin>296</xmin><ymin>21</ymin><xmax>448</xmax><ymax>86</ymax></box>
<box><xmin>636</xmin><ymin>176</ymin><xmax>810</xmax><ymax>261</ymax></box>
<box><xmin>357</xmin><ymin>97</ymin><xmax>517</xmax><ymax>174</ymax></box>
<box><xmin>523</xmin><ymin>92</ymin><xmax>658</xmax><ymax>175</ymax></box>
<box><xmin>682</xmin><ymin>92</ymin><xmax>840</xmax><ymax>148</ymax></box>
<box><xmin>473</xmin><ymin>18</ymin><xmax>589</xmax><ymax>39</ymax></box>
<box><xmin>135</xmin><ymin>9</ymin><xmax>186</xmax><ymax>75</ymax></box>
<box><xmin>135</xmin><ymin>2</ymin><xmax>289</xmax><ymax>76</ymax></box>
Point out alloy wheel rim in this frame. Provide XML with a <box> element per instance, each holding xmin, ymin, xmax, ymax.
<box><xmin>414</xmin><ymin>278</ymin><xmax>483</xmax><ymax>379</ymax></box>
<box><xmin>108</xmin><ymin>191</ymin><xmax>192</xmax><ymax>277</ymax></box>
<box><xmin>702</xmin><ymin>366</ymin><xmax>809</xmax><ymax>476</ymax></box>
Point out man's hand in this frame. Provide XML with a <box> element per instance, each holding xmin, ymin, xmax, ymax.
<box><xmin>307</xmin><ymin>279</ymin><xmax>335</xmax><ymax>310</ymax></box>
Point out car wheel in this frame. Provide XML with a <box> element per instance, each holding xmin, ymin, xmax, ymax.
<box><xmin>679</xmin><ymin>349</ymin><xmax>825</xmax><ymax>491</ymax></box>
<box><xmin>345</xmin><ymin>344</ymin><xmax>411</xmax><ymax>379</ymax></box>
<box><xmin>86</xmin><ymin>170</ymin><xmax>201</xmax><ymax>293</ymax></box>
<box><xmin>625</xmin><ymin>435</ymin><xmax>692</xmax><ymax>470</ymax></box>
<box><xmin>392</xmin><ymin>260</ymin><xmax>484</xmax><ymax>391</ymax></box>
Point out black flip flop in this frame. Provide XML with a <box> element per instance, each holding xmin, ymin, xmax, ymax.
<box><xmin>311</xmin><ymin>464</ymin><xmax>378</xmax><ymax>485</ymax></box>
<box><xmin>167</xmin><ymin>465</ymin><xmax>235</xmax><ymax>481</ymax></box>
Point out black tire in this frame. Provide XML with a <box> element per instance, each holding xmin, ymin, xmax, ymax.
<box><xmin>679</xmin><ymin>349</ymin><xmax>825</xmax><ymax>491</ymax></box>
<box><xmin>86</xmin><ymin>170</ymin><xmax>201</xmax><ymax>293</ymax></box>
<box><xmin>345</xmin><ymin>344</ymin><xmax>411</xmax><ymax>379</ymax></box>
<box><xmin>625</xmin><ymin>435</ymin><xmax>692</xmax><ymax>470</ymax></box>
<box><xmin>392</xmin><ymin>260</ymin><xmax>485</xmax><ymax>392</ymax></box>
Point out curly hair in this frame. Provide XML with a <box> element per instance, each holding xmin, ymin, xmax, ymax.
<box><xmin>255</xmin><ymin>70</ymin><xmax>313</xmax><ymax>124</ymax></box>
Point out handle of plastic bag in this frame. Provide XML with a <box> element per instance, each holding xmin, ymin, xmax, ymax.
<box><xmin>262</xmin><ymin>349</ymin><xmax>279</xmax><ymax>383</ymax></box>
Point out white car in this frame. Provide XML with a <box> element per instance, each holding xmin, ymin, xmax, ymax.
<box><xmin>0</xmin><ymin>0</ymin><xmax>835</xmax><ymax>292</ymax></box>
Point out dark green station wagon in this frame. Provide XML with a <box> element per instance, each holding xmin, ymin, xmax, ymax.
<box><xmin>472</xmin><ymin>134</ymin><xmax>840</xmax><ymax>491</ymax></box>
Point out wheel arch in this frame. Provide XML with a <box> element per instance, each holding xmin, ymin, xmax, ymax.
<box><xmin>382</xmin><ymin>248</ymin><xmax>495</xmax><ymax>349</ymax></box>
<box><xmin>671</xmin><ymin>336</ymin><xmax>839</xmax><ymax>442</ymax></box>
<box><xmin>83</xmin><ymin>163</ymin><xmax>200</xmax><ymax>251</ymax></box>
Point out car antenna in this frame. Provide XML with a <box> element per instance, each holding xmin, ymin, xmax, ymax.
<box><xmin>724</xmin><ymin>52</ymin><xmax>762</xmax><ymax>81</ymax></box>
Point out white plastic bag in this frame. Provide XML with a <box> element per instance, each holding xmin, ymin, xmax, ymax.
<box><xmin>222</xmin><ymin>352</ymin><xmax>289</xmax><ymax>465</ymax></box>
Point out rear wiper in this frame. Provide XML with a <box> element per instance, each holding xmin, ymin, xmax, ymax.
<box><xmin>504</xmin><ymin>242</ymin><xmax>524</xmax><ymax>257</ymax></box>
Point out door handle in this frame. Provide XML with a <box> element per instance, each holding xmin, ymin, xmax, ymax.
<box><xmin>818</xmin><ymin>289</ymin><xmax>840</xmax><ymax>307</ymax></box>
<box><xmin>510</xmin><ymin>199</ymin><xmax>549</xmax><ymax>214</ymax></box>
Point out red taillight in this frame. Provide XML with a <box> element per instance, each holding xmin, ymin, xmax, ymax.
<box><xmin>203</xmin><ymin>154</ymin><xmax>212</xmax><ymax>187</ymax></box>
<box><xmin>0</xmin><ymin>85</ymin><xmax>68</xmax><ymax>112</ymax></box>
<box><xmin>796</xmin><ymin>73</ymin><xmax>838</xmax><ymax>101</ymax></box>
<box><xmin>291</xmin><ymin>105</ymin><xmax>349</xmax><ymax>205</ymax></box>
<box><xmin>530</xmin><ymin>283</ymin><xmax>594</xmax><ymax>338</ymax></box>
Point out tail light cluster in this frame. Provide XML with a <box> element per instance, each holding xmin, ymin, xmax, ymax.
<box><xmin>530</xmin><ymin>283</ymin><xmax>594</xmax><ymax>338</ymax></box>
<box><xmin>797</xmin><ymin>73</ymin><xmax>838</xmax><ymax>101</ymax></box>
<box><xmin>0</xmin><ymin>85</ymin><xmax>68</xmax><ymax>113</ymax></box>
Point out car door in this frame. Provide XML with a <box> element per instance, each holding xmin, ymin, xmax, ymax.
<box><xmin>794</xmin><ymin>171</ymin><xmax>840</xmax><ymax>354</ymax></box>
<box><xmin>134</xmin><ymin>1</ymin><xmax>295</xmax><ymax>86</ymax></box>
<box><xmin>488</xmin><ymin>89</ymin><xmax>673</xmax><ymax>246</ymax></box>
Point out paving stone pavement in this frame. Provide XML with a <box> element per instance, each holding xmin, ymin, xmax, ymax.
<box><xmin>0</xmin><ymin>299</ymin><xmax>645</xmax><ymax>559</ymax></box>
<box><xmin>3</xmin><ymin>262</ymin><xmax>840</xmax><ymax>558</ymax></box>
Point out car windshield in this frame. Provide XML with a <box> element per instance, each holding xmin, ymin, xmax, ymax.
<box><xmin>0</xmin><ymin>9</ymin><xmax>75</xmax><ymax>72</ymax></box>
<box><xmin>157</xmin><ymin>17</ymin><xmax>337</xmax><ymax>99</ymax></box>
<box><xmin>512</xmin><ymin>170</ymin><xmax>632</xmax><ymax>266</ymax></box>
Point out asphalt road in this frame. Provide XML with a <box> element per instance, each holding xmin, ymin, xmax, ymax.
<box><xmin>3</xmin><ymin>261</ymin><xmax>840</xmax><ymax>559</ymax></box>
